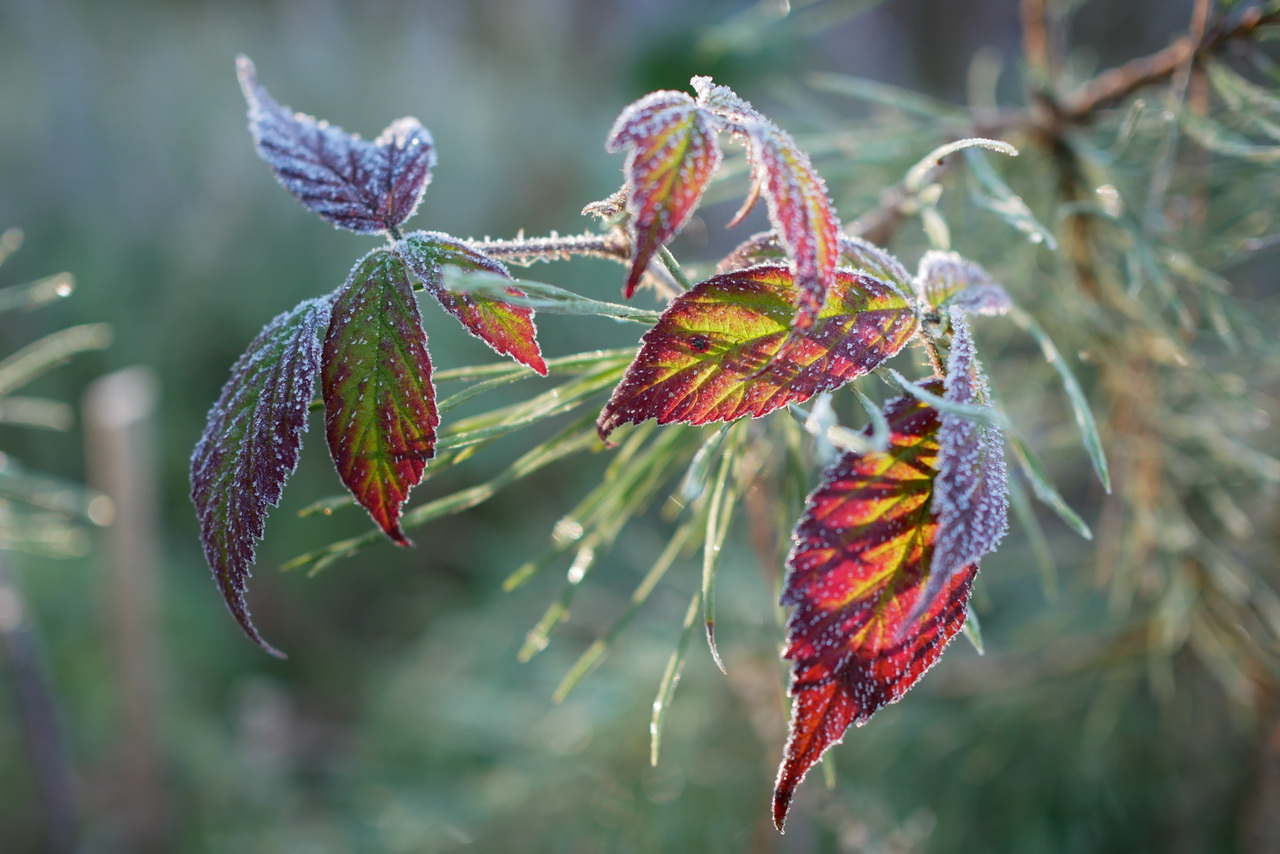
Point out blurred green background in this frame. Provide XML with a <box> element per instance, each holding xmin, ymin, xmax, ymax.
<box><xmin>2</xmin><ymin>0</ymin><xmax>1277</xmax><ymax>852</ymax></box>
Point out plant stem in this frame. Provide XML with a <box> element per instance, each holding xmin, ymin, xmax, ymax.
<box><xmin>657</xmin><ymin>246</ymin><xmax>692</xmax><ymax>291</ymax></box>
<box><xmin>468</xmin><ymin>231</ymin><xmax>630</xmax><ymax>266</ymax></box>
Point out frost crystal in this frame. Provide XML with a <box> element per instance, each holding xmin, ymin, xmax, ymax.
<box><xmin>190</xmin><ymin>296</ymin><xmax>332</xmax><ymax>657</ymax></box>
<box><xmin>238</xmin><ymin>55</ymin><xmax>436</xmax><ymax>235</ymax></box>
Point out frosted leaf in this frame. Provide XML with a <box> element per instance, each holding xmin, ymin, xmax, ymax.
<box><xmin>190</xmin><ymin>296</ymin><xmax>332</xmax><ymax>657</ymax></box>
<box><xmin>606</xmin><ymin>91</ymin><xmax>722</xmax><ymax>298</ymax></box>
<box><xmin>837</xmin><ymin>235</ymin><xmax>912</xmax><ymax>299</ymax></box>
<box><xmin>323</xmin><ymin>249</ymin><xmax>438</xmax><ymax>543</ymax></box>
<box><xmin>397</xmin><ymin>232</ymin><xmax>546</xmax><ymax>374</ymax></box>
<box><xmin>237</xmin><ymin>56</ymin><xmax>436</xmax><ymax>234</ymax></box>
<box><xmin>597</xmin><ymin>265</ymin><xmax>917</xmax><ymax>439</ymax></box>
<box><xmin>774</xmin><ymin>389</ymin><xmax>975</xmax><ymax>831</ymax></box>
<box><xmin>716</xmin><ymin>231</ymin><xmax>788</xmax><ymax>273</ymax></box>
<box><xmin>742</xmin><ymin>123</ymin><xmax>842</xmax><ymax>331</ymax></box>
<box><xmin>915</xmin><ymin>250</ymin><xmax>1011</xmax><ymax>315</ymax></box>
<box><xmin>922</xmin><ymin>310</ymin><xmax>1009</xmax><ymax>611</ymax></box>
<box><xmin>691</xmin><ymin>75</ymin><xmax>765</xmax><ymax>129</ymax></box>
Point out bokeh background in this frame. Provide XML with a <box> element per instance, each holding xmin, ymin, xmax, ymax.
<box><xmin>2</xmin><ymin>0</ymin><xmax>1277</xmax><ymax>852</ymax></box>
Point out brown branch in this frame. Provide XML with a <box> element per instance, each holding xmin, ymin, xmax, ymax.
<box><xmin>1061</xmin><ymin>4</ymin><xmax>1279</xmax><ymax>122</ymax></box>
<box><xmin>1020</xmin><ymin>0</ymin><xmax>1055</xmax><ymax>88</ymax></box>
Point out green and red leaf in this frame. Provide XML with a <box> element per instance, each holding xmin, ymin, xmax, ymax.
<box><xmin>190</xmin><ymin>297</ymin><xmax>331</xmax><ymax>657</ymax></box>
<box><xmin>238</xmin><ymin>56</ymin><xmax>435</xmax><ymax>235</ymax></box>
<box><xmin>743</xmin><ymin>124</ymin><xmax>841</xmax><ymax>331</ymax></box>
<box><xmin>597</xmin><ymin>265</ymin><xmax>917</xmax><ymax>439</ymax></box>
<box><xmin>398</xmin><ymin>231</ymin><xmax>547</xmax><ymax>375</ymax></box>
<box><xmin>607</xmin><ymin>92</ymin><xmax>722</xmax><ymax>298</ymax></box>
<box><xmin>322</xmin><ymin>249</ymin><xmax>438</xmax><ymax>544</ymax></box>
<box><xmin>774</xmin><ymin>390</ymin><xmax>976</xmax><ymax>831</ymax></box>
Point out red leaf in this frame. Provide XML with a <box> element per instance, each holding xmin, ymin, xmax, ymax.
<box><xmin>398</xmin><ymin>232</ymin><xmax>547</xmax><ymax>375</ymax></box>
<box><xmin>322</xmin><ymin>249</ymin><xmax>438</xmax><ymax>544</ymax></box>
<box><xmin>190</xmin><ymin>297</ymin><xmax>331</xmax><ymax>657</ymax></box>
<box><xmin>743</xmin><ymin>124</ymin><xmax>841</xmax><ymax>331</ymax></box>
<box><xmin>773</xmin><ymin>390</ymin><xmax>976</xmax><ymax>831</ymax></box>
<box><xmin>607</xmin><ymin>92</ymin><xmax>722</xmax><ymax>298</ymax></box>
<box><xmin>597</xmin><ymin>265</ymin><xmax>917</xmax><ymax>439</ymax></box>
<box><xmin>237</xmin><ymin>56</ymin><xmax>435</xmax><ymax>235</ymax></box>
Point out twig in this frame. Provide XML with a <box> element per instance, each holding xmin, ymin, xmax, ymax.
<box><xmin>467</xmin><ymin>230</ymin><xmax>630</xmax><ymax>266</ymax></box>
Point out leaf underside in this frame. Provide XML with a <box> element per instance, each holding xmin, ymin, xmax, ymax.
<box><xmin>774</xmin><ymin>390</ymin><xmax>976</xmax><ymax>831</ymax></box>
<box><xmin>608</xmin><ymin>91</ymin><xmax>723</xmax><ymax>298</ymax></box>
<box><xmin>597</xmin><ymin>265</ymin><xmax>918</xmax><ymax>439</ymax></box>
<box><xmin>190</xmin><ymin>297</ymin><xmax>331</xmax><ymax>657</ymax></box>
<box><xmin>238</xmin><ymin>55</ymin><xmax>436</xmax><ymax>234</ymax></box>
<box><xmin>925</xmin><ymin>310</ymin><xmax>1009</xmax><ymax>605</ymax></box>
<box><xmin>398</xmin><ymin>232</ymin><xmax>547</xmax><ymax>374</ymax></box>
<box><xmin>323</xmin><ymin>249</ymin><xmax>438</xmax><ymax>544</ymax></box>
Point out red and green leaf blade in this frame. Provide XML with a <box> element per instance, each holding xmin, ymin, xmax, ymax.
<box><xmin>190</xmin><ymin>297</ymin><xmax>331</xmax><ymax>657</ymax></box>
<box><xmin>323</xmin><ymin>249</ymin><xmax>438</xmax><ymax>544</ymax></box>
<box><xmin>237</xmin><ymin>55</ymin><xmax>435</xmax><ymax>235</ymax></box>
<box><xmin>598</xmin><ymin>265</ymin><xmax>917</xmax><ymax>439</ymax></box>
<box><xmin>607</xmin><ymin>92</ymin><xmax>722</xmax><ymax>297</ymax></box>
<box><xmin>398</xmin><ymin>231</ymin><xmax>547</xmax><ymax>374</ymax></box>
<box><xmin>743</xmin><ymin>124</ymin><xmax>841</xmax><ymax>331</ymax></box>
<box><xmin>774</xmin><ymin>390</ymin><xmax>976</xmax><ymax>830</ymax></box>
<box><xmin>916</xmin><ymin>250</ymin><xmax>1011</xmax><ymax>316</ymax></box>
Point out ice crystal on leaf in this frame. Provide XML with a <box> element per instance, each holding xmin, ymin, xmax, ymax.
<box><xmin>190</xmin><ymin>297</ymin><xmax>332</xmax><ymax>657</ymax></box>
<box><xmin>322</xmin><ymin>249</ymin><xmax>438</xmax><ymax>544</ymax></box>
<box><xmin>774</xmin><ymin>389</ymin><xmax>976</xmax><ymax>831</ymax></box>
<box><xmin>597</xmin><ymin>265</ymin><xmax>917</xmax><ymax>439</ymax></box>
<box><xmin>397</xmin><ymin>231</ymin><xmax>547</xmax><ymax>375</ymax></box>
<box><xmin>607</xmin><ymin>92</ymin><xmax>722</xmax><ymax>298</ymax></box>
<box><xmin>238</xmin><ymin>55</ymin><xmax>436</xmax><ymax>235</ymax></box>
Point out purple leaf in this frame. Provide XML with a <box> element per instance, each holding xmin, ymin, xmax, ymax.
<box><xmin>918</xmin><ymin>309</ymin><xmax>1008</xmax><ymax>613</ymax></box>
<box><xmin>916</xmin><ymin>250</ymin><xmax>1011</xmax><ymax>316</ymax></box>
<box><xmin>237</xmin><ymin>55</ymin><xmax>436</xmax><ymax>235</ymax></box>
<box><xmin>190</xmin><ymin>297</ymin><xmax>332</xmax><ymax>657</ymax></box>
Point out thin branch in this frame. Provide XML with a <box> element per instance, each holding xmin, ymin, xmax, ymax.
<box><xmin>1060</xmin><ymin>4</ymin><xmax>1279</xmax><ymax>122</ymax></box>
<box><xmin>467</xmin><ymin>230</ymin><xmax>630</xmax><ymax>267</ymax></box>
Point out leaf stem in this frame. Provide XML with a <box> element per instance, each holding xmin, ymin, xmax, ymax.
<box><xmin>467</xmin><ymin>231</ymin><xmax>630</xmax><ymax>266</ymax></box>
<box><xmin>657</xmin><ymin>246</ymin><xmax>693</xmax><ymax>291</ymax></box>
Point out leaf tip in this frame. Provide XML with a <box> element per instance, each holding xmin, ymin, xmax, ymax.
<box><xmin>705</xmin><ymin>620</ymin><xmax>726</xmax><ymax>674</ymax></box>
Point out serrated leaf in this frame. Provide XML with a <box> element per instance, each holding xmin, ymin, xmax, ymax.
<box><xmin>774</xmin><ymin>390</ymin><xmax>975</xmax><ymax>830</ymax></box>
<box><xmin>744</xmin><ymin>124</ymin><xmax>841</xmax><ymax>331</ymax></box>
<box><xmin>607</xmin><ymin>91</ymin><xmax>723</xmax><ymax>298</ymax></box>
<box><xmin>916</xmin><ymin>250</ymin><xmax>1011</xmax><ymax>315</ymax></box>
<box><xmin>190</xmin><ymin>297</ymin><xmax>331</xmax><ymax>657</ymax></box>
<box><xmin>917</xmin><ymin>311</ymin><xmax>1008</xmax><ymax>616</ymax></box>
<box><xmin>323</xmin><ymin>249</ymin><xmax>437</xmax><ymax>544</ymax></box>
<box><xmin>597</xmin><ymin>265</ymin><xmax>918</xmax><ymax>439</ymax></box>
<box><xmin>397</xmin><ymin>232</ymin><xmax>547</xmax><ymax>374</ymax></box>
<box><xmin>237</xmin><ymin>56</ymin><xmax>435</xmax><ymax>234</ymax></box>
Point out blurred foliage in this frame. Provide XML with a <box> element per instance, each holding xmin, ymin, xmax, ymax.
<box><xmin>3</xmin><ymin>1</ymin><xmax>1280</xmax><ymax>852</ymax></box>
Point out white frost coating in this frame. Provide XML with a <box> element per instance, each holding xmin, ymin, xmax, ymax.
<box><xmin>837</xmin><ymin>234</ymin><xmax>911</xmax><ymax>299</ymax></box>
<box><xmin>920</xmin><ymin>310</ymin><xmax>1009</xmax><ymax>616</ymax></box>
